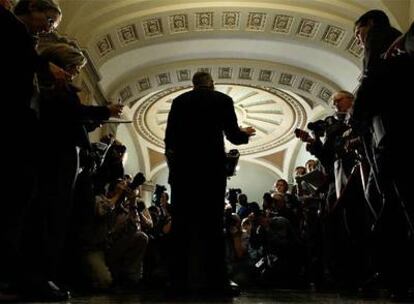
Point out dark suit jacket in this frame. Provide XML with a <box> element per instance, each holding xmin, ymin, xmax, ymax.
<box><xmin>0</xmin><ymin>6</ymin><xmax>47</xmax><ymax>118</ymax></box>
<box><xmin>39</xmin><ymin>83</ymin><xmax>110</xmax><ymax>149</ymax></box>
<box><xmin>352</xmin><ymin>25</ymin><xmax>401</xmax><ymax>123</ymax></box>
<box><xmin>164</xmin><ymin>88</ymin><xmax>249</xmax><ymax>183</ymax></box>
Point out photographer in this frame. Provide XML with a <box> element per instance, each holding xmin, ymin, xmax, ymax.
<box><xmin>249</xmin><ymin>208</ymin><xmax>301</xmax><ymax>287</ymax></box>
<box><xmin>152</xmin><ymin>184</ymin><xmax>167</xmax><ymax>207</ymax></box>
<box><xmin>223</xmin><ymin>208</ymin><xmax>251</xmax><ymax>286</ymax></box>
<box><xmin>296</xmin><ymin>90</ymin><xmax>370</xmax><ymax>289</ymax></box>
<box><xmin>93</xmin><ymin>141</ymin><xmax>128</xmax><ymax>195</ymax></box>
<box><xmin>227</xmin><ymin>188</ymin><xmax>242</xmax><ymax>213</ymax></box>
<box><xmin>79</xmin><ymin>173</ymin><xmax>149</xmax><ymax>290</ymax></box>
<box><xmin>296</xmin><ymin>91</ymin><xmax>357</xmax><ymax>210</ymax></box>
<box><xmin>143</xmin><ymin>189</ymin><xmax>172</xmax><ymax>286</ymax></box>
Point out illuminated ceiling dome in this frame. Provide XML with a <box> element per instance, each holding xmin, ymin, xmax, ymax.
<box><xmin>54</xmin><ymin>0</ymin><xmax>412</xmax><ymax>197</ymax></box>
<box><xmin>134</xmin><ymin>84</ymin><xmax>307</xmax><ymax>155</ymax></box>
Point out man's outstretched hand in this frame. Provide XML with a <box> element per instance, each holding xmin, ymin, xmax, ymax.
<box><xmin>240</xmin><ymin>126</ymin><xmax>256</xmax><ymax>137</ymax></box>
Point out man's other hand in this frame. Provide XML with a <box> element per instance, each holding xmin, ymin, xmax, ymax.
<box><xmin>108</xmin><ymin>104</ymin><xmax>124</xmax><ymax>117</ymax></box>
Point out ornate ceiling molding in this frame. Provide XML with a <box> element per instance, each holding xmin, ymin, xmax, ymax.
<box><xmin>110</xmin><ymin>59</ymin><xmax>341</xmax><ymax>109</ymax></box>
<box><xmin>86</xmin><ymin>8</ymin><xmax>363</xmax><ymax>66</ymax></box>
<box><xmin>61</xmin><ymin>0</ymin><xmax>405</xmax><ymax>46</ymax></box>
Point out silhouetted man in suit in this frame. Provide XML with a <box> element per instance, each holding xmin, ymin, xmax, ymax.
<box><xmin>164</xmin><ymin>72</ymin><xmax>255</xmax><ymax>296</ymax></box>
<box><xmin>353</xmin><ymin>10</ymin><xmax>413</xmax><ymax>299</ymax></box>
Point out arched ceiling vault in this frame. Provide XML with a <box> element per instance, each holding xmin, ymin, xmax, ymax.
<box><xmin>57</xmin><ymin>0</ymin><xmax>410</xmax><ymax>104</ymax></box>
<box><xmin>56</xmin><ymin>0</ymin><xmax>411</xmax><ymax>182</ymax></box>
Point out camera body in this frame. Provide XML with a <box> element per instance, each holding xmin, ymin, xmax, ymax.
<box><xmin>114</xmin><ymin>172</ymin><xmax>146</xmax><ymax>214</ymax></box>
<box><xmin>154</xmin><ymin>184</ymin><xmax>167</xmax><ymax>194</ymax></box>
<box><xmin>129</xmin><ymin>172</ymin><xmax>146</xmax><ymax>191</ymax></box>
<box><xmin>227</xmin><ymin>188</ymin><xmax>242</xmax><ymax>201</ymax></box>
<box><xmin>307</xmin><ymin>116</ymin><xmax>343</xmax><ymax>138</ymax></box>
<box><xmin>305</xmin><ymin>114</ymin><xmax>357</xmax><ymax>176</ymax></box>
<box><xmin>152</xmin><ymin>184</ymin><xmax>167</xmax><ymax>206</ymax></box>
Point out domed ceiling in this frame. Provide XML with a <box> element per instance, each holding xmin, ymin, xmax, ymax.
<box><xmin>55</xmin><ymin>0</ymin><xmax>412</xmax><ymax>197</ymax></box>
<box><xmin>134</xmin><ymin>84</ymin><xmax>307</xmax><ymax>155</ymax></box>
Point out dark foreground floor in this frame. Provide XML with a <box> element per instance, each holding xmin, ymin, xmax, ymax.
<box><xmin>10</xmin><ymin>288</ymin><xmax>405</xmax><ymax>304</ymax></box>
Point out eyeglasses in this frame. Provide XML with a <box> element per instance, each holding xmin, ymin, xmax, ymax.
<box><xmin>47</xmin><ymin>16</ymin><xmax>56</xmax><ymax>26</ymax></box>
<box><xmin>45</xmin><ymin>14</ymin><xmax>58</xmax><ymax>31</ymax></box>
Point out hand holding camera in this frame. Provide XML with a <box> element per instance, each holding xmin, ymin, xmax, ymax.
<box><xmin>294</xmin><ymin>128</ymin><xmax>315</xmax><ymax>144</ymax></box>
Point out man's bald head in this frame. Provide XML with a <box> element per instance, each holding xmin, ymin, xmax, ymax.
<box><xmin>192</xmin><ymin>71</ymin><xmax>214</xmax><ymax>90</ymax></box>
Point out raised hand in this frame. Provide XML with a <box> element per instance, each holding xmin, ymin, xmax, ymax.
<box><xmin>108</xmin><ymin>104</ymin><xmax>124</xmax><ymax>117</ymax></box>
<box><xmin>240</xmin><ymin>126</ymin><xmax>256</xmax><ymax>137</ymax></box>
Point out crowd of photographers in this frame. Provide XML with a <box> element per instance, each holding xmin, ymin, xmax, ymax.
<box><xmin>222</xmin><ymin>166</ymin><xmax>346</xmax><ymax>291</ymax></box>
<box><xmin>21</xmin><ymin>134</ymin><xmax>171</xmax><ymax>293</ymax></box>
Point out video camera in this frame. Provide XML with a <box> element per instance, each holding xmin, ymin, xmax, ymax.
<box><xmin>227</xmin><ymin>188</ymin><xmax>242</xmax><ymax>205</ymax></box>
<box><xmin>129</xmin><ymin>172</ymin><xmax>146</xmax><ymax>191</ymax></box>
<box><xmin>152</xmin><ymin>184</ymin><xmax>167</xmax><ymax>206</ymax></box>
<box><xmin>307</xmin><ymin>120</ymin><xmax>327</xmax><ymax>137</ymax></box>
<box><xmin>307</xmin><ymin>116</ymin><xmax>338</xmax><ymax>138</ymax></box>
<box><xmin>113</xmin><ymin>172</ymin><xmax>146</xmax><ymax>215</ymax></box>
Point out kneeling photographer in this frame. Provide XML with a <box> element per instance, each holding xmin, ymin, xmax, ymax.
<box><xmin>295</xmin><ymin>90</ymin><xmax>370</xmax><ymax>290</ymax></box>
<box><xmin>79</xmin><ymin>172</ymin><xmax>150</xmax><ymax>290</ymax></box>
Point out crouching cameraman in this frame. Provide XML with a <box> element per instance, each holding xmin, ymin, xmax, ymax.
<box><xmin>295</xmin><ymin>91</ymin><xmax>371</xmax><ymax>290</ymax></box>
<box><xmin>79</xmin><ymin>173</ymin><xmax>150</xmax><ymax>290</ymax></box>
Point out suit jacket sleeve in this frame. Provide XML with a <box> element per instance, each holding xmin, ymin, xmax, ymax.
<box><xmin>352</xmin><ymin>26</ymin><xmax>401</xmax><ymax>123</ymax></box>
<box><xmin>164</xmin><ymin>97</ymin><xmax>180</xmax><ymax>169</ymax></box>
<box><xmin>222</xmin><ymin>96</ymin><xmax>249</xmax><ymax>145</ymax></box>
<box><xmin>164</xmin><ymin>98</ymin><xmax>178</xmax><ymax>152</ymax></box>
